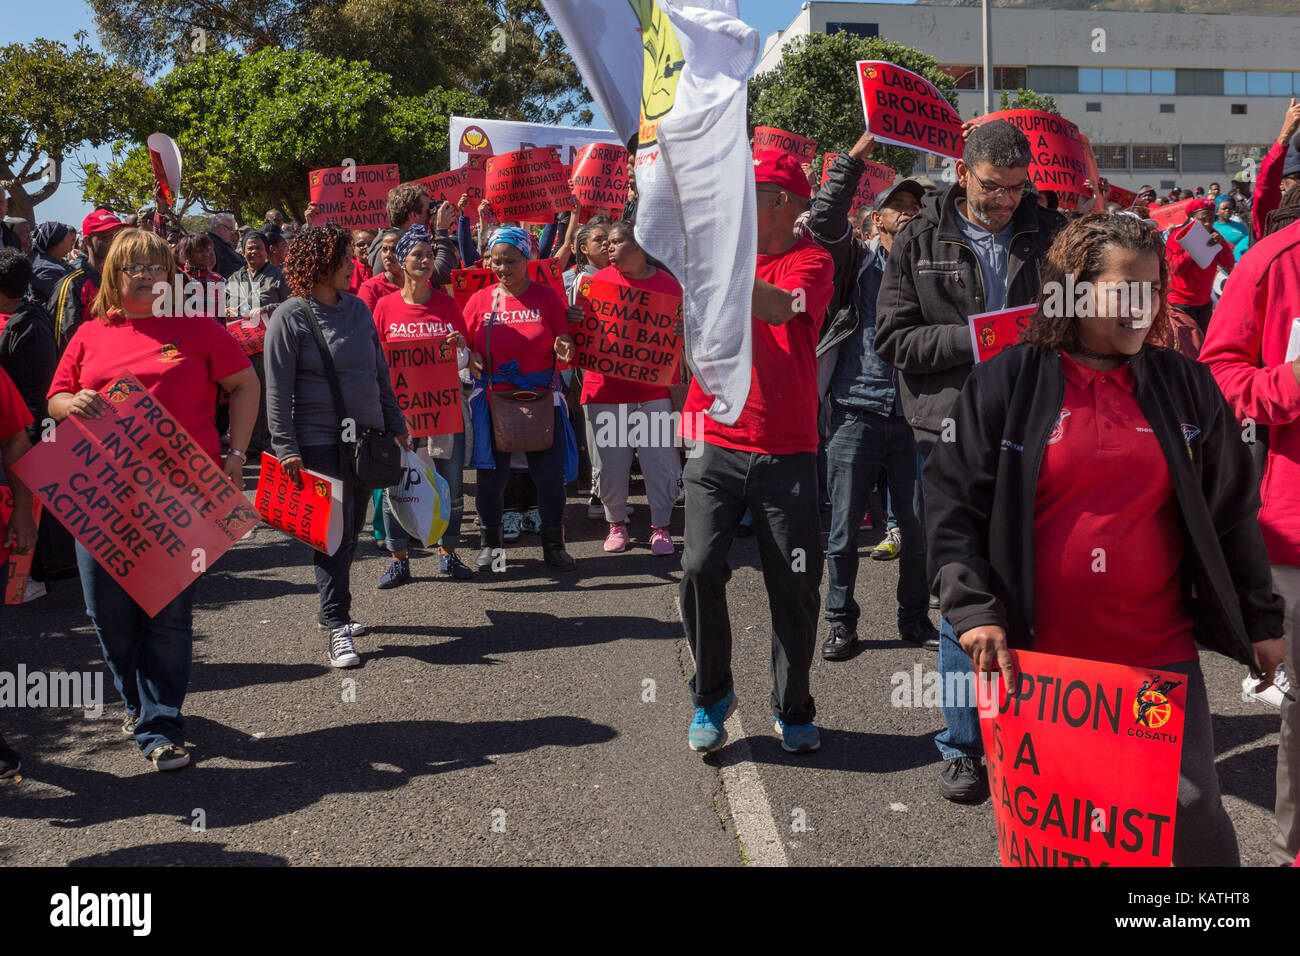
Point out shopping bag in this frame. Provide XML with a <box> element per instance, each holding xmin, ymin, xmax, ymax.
<box><xmin>385</xmin><ymin>448</ymin><xmax>450</xmax><ymax>547</ymax></box>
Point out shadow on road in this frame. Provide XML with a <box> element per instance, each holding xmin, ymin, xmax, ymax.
<box><xmin>69</xmin><ymin>841</ymin><xmax>289</xmax><ymax>866</ymax></box>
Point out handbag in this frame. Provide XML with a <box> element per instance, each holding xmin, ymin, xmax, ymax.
<box><xmin>301</xmin><ymin>297</ymin><xmax>404</xmax><ymax>490</ymax></box>
<box><xmin>483</xmin><ymin>289</ymin><xmax>555</xmax><ymax>453</ymax></box>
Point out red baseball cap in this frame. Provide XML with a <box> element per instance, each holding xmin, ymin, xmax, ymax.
<box><xmin>82</xmin><ymin>208</ymin><xmax>125</xmax><ymax>237</ymax></box>
<box><xmin>753</xmin><ymin>149</ymin><xmax>811</xmax><ymax>200</ymax></box>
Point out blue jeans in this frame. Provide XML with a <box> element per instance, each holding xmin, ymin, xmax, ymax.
<box><xmin>916</xmin><ymin>433</ymin><xmax>983</xmax><ymax>761</ymax></box>
<box><xmin>825</xmin><ymin>406</ymin><xmax>927</xmax><ymax>629</ymax></box>
<box><xmin>301</xmin><ymin>444</ymin><xmax>369</xmax><ymax>629</ymax></box>
<box><xmin>384</xmin><ymin>433</ymin><xmax>466</xmax><ymax>553</ymax></box>
<box><xmin>76</xmin><ymin>542</ymin><xmax>196</xmax><ymax>757</ymax></box>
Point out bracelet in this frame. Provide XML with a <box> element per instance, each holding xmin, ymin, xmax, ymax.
<box><xmin>227</xmin><ymin>448</ymin><xmax>247</xmax><ymax>461</ymax></box>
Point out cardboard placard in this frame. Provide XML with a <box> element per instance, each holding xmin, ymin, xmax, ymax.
<box><xmin>752</xmin><ymin>126</ymin><xmax>818</xmax><ymax>163</ymax></box>
<box><xmin>820</xmin><ymin>152</ymin><xmax>897</xmax><ymax>214</ymax></box>
<box><xmin>484</xmin><ymin>147</ymin><xmax>569</xmax><ymax>223</ymax></box>
<box><xmin>572</xmin><ymin>275</ymin><xmax>682</xmax><ymax>387</ymax></box>
<box><xmin>1177</xmin><ymin>219</ymin><xmax>1223</xmax><ymax>269</ymax></box>
<box><xmin>1149</xmin><ymin>198</ymin><xmax>1195</xmax><ymax>230</ymax></box>
<box><xmin>308</xmin><ymin>163</ymin><xmax>401</xmax><ymax>230</ymax></box>
<box><xmin>12</xmin><ymin>374</ymin><xmax>260</xmax><ymax>617</ymax></box>
<box><xmin>383</xmin><ymin>336</ymin><xmax>464</xmax><ymax>437</ymax></box>
<box><xmin>1106</xmin><ymin>182</ymin><xmax>1139</xmax><ymax>208</ymax></box>
<box><xmin>451</xmin><ymin>268</ymin><xmax>495</xmax><ymax>312</ymax></box>
<box><xmin>0</xmin><ymin>487</ymin><xmax>40</xmax><ymax>605</ymax></box>
<box><xmin>969</xmin><ymin>304</ymin><xmax>1038</xmax><ymax>363</ymax></box>
<box><xmin>571</xmin><ymin>143</ymin><xmax>631</xmax><ymax>216</ymax></box>
<box><xmin>857</xmin><ymin>61</ymin><xmax>964</xmax><ymax>159</ymax></box>
<box><xmin>409</xmin><ymin>155</ymin><xmax>486</xmax><ymax>225</ymax></box>
<box><xmin>977</xmin><ymin>650</ymin><xmax>1186</xmax><ymax>867</ymax></box>
<box><xmin>975</xmin><ymin>110</ymin><xmax>1088</xmax><ymax>196</ymax></box>
<box><xmin>226</xmin><ymin>317</ymin><xmax>266</xmax><ymax>356</ymax></box>
<box><xmin>528</xmin><ymin>258</ymin><xmax>567</xmax><ymax>300</ymax></box>
<box><xmin>253</xmin><ymin>454</ymin><xmax>342</xmax><ymax>555</ymax></box>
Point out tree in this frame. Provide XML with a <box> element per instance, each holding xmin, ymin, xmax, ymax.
<box><xmin>748</xmin><ymin>31</ymin><xmax>959</xmax><ymax>178</ymax></box>
<box><xmin>0</xmin><ymin>34</ymin><xmax>150</xmax><ymax>221</ymax></box>
<box><xmin>994</xmin><ymin>88</ymin><xmax>1060</xmax><ymax>115</ymax></box>
<box><xmin>80</xmin><ymin>48</ymin><xmax>487</xmax><ymax>223</ymax></box>
<box><xmin>88</xmin><ymin>0</ymin><xmax>591</xmax><ymax>126</ymax></box>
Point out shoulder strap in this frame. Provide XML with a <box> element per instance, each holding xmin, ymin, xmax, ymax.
<box><xmin>484</xmin><ymin>286</ymin><xmax>499</xmax><ymax>384</ymax></box>
<box><xmin>300</xmin><ymin>296</ymin><xmax>349</xmax><ymax>434</ymax></box>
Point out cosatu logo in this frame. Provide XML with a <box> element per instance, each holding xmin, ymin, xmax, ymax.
<box><xmin>1133</xmin><ymin>676</ymin><xmax>1182</xmax><ymax>730</ymax></box>
<box><xmin>103</xmin><ymin>378</ymin><xmax>143</xmax><ymax>403</ymax></box>
<box><xmin>632</xmin><ymin>0</ymin><xmax>684</xmax><ymax>148</ymax></box>
<box><xmin>863</xmin><ymin>65</ymin><xmax>879</xmax><ymax>81</ymax></box>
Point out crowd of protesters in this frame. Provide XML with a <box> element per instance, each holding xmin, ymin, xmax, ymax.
<box><xmin>0</xmin><ymin>95</ymin><xmax>1298</xmax><ymax>868</ymax></box>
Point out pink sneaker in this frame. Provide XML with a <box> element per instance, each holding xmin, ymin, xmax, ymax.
<box><xmin>603</xmin><ymin>522</ymin><xmax>630</xmax><ymax>552</ymax></box>
<box><xmin>650</xmin><ymin>526</ymin><xmax>675</xmax><ymax>555</ymax></box>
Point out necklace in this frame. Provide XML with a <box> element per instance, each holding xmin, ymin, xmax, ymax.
<box><xmin>1071</xmin><ymin>344</ymin><xmax>1128</xmax><ymax>363</ymax></box>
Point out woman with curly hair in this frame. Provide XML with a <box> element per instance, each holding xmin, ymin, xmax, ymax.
<box><xmin>264</xmin><ymin>224</ymin><xmax>409</xmax><ymax>668</ymax></box>
<box><xmin>923</xmin><ymin>213</ymin><xmax>1286</xmax><ymax>865</ymax></box>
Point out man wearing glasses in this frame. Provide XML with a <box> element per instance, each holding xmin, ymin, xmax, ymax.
<box><xmin>875</xmin><ymin>120</ymin><xmax>1064</xmax><ymax>804</ymax></box>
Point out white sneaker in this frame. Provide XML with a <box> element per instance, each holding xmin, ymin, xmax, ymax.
<box><xmin>328</xmin><ymin>628</ymin><xmax>361</xmax><ymax>668</ymax></box>
<box><xmin>587</xmin><ymin>495</ymin><xmax>603</xmax><ymax>519</ymax></box>
<box><xmin>1242</xmin><ymin>674</ymin><xmax>1284</xmax><ymax>708</ymax></box>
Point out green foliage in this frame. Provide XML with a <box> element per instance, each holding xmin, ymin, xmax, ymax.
<box><xmin>748</xmin><ymin>31</ymin><xmax>959</xmax><ymax>177</ymax></box>
<box><xmin>995</xmin><ymin>88</ymin><xmax>1060</xmax><ymax>115</ymax></box>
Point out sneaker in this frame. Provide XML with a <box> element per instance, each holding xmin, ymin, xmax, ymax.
<box><xmin>688</xmin><ymin>690</ymin><xmax>736</xmax><ymax>753</ymax></box>
<box><xmin>438</xmin><ymin>551</ymin><xmax>475</xmax><ymax>580</ymax></box>
<box><xmin>328</xmin><ymin>628</ymin><xmax>361</xmax><ymax>668</ymax></box>
<box><xmin>121</xmin><ymin>711</ymin><xmax>138</xmax><ymax>736</ymax></box>
<box><xmin>521</xmin><ymin>508</ymin><xmax>542</xmax><ymax>534</ymax></box>
<box><xmin>821</xmin><ymin>623</ymin><xmax>858</xmax><ymax>661</ymax></box>
<box><xmin>774</xmin><ymin>719</ymin><xmax>821</xmax><ymax>754</ymax></box>
<box><xmin>148</xmin><ymin>744</ymin><xmax>191</xmax><ymax>772</ymax></box>
<box><xmin>603</xmin><ymin>522</ymin><xmax>630</xmax><ymax>553</ymax></box>
<box><xmin>649</xmin><ymin>526</ymin><xmax>675</xmax><ymax>556</ymax></box>
<box><xmin>929</xmin><ymin>594</ymin><xmax>940</xmax><ymax>610</ymax></box>
<box><xmin>21</xmin><ymin>578</ymin><xmax>47</xmax><ymax>602</ymax></box>
<box><xmin>376</xmin><ymin>558</ymin><xmax>411</xmax><ymax>589</ymax></box>
<box><xmin>587</xmin><ymin>495</ymin><xmax>603</xmax><ymax>519</ymax></box>
<box><xmin>0</xmin><ymin>736</ymin><xmax>21</xmax><ymax>779</ymax></box>
<box><xmin>502</xmin><ymin>510</ymin><xmax>522</xmax><ymax>541</ymax></box>
<box><xmin>316</xmin><ymin>615</ymin><xmax>367</xmax><ymax>638</ymax></box>
<box><xmin>859</xmin><ymin>511</ymin><xmax>873</xmax><ymax>531</ymax></box>
<box><xmin>938</xmin><ymin>756</ymin><xmax>986</xmax><ymax>802</ymax></box>
<box><xmin>871</xmin><ymin>526</ymin><xmax>902</xmax><ymax>561</ymax></box>
<box><xmin>899</xmin><ymin>620</ymin><xmax>940</xmax><ymax>651</ymax></box>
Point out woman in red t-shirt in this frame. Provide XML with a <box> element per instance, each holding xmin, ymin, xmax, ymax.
<box><xmin>580</xmin><ymin>222</ymin><xmax>683</xmax><ymax>556</ymax></box>
<box><xmin>463</xmin><ymin>226</ymin><xmax>579</xmax><ymax>572</ymax></box>
<box><xmin>47</xmin><ymin>228</ymin><xmax>258</xmax><ymax>774</ymax></box>
<box><xmin>371</xmin><ymin>224</ymin><xmax>473</xmax><ymax>588</ymax></box>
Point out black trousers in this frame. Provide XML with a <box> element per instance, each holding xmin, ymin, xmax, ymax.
<box><xmin>680</xmin><ymin>443</ymin><xmax>823</xmax><ymax>726</ymax></box>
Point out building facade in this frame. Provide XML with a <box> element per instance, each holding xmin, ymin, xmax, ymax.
<box><xmin>757</xmin><ymin>1</ymin><xmax>1300</xmax><ymax>192</ymax></box>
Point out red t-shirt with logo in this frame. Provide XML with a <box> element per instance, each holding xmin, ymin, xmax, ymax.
<box><xmin>49</xmin><ymin>313</ymin><xmax>252</xmax><ymax>462</ymax></box>
<box><xmin>0</xmin><ymin>367</ymin><xmax>35</xmax><ymax>564</ymax></box>
<box><xmin>1033</xmin><ymin>351</ymin><xmax>1197</xmax><ymax>667</ymax></box>
<box><xmin>463</xmin><ymin>281</ymin><xmax>569</xmax><ymax>392</ymax></box>
<box><xmin>579</xmin><ymin>266</ymin><xmax>680</xmax><ymax>406</ymax></box>
<box><xmin>680</xmin><ymin>236</ymin><xmax>833</xmax><ymax>455</ymax></box>
<box><xmin>372</xmin><ymin>289</ymin><xmax>468</xmax><ymax>343</ymax></box>
<box><xmin>359</xmin><ymin>273</ymin><xmax>400</xmax><ymax>314</ymax></box>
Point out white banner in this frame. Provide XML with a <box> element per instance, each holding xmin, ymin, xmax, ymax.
<box><xmin>448</xmin><ymin>116</ymin><xmax>619</xmax><ymax>170</ymax></box>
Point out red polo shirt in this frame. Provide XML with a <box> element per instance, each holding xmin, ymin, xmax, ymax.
<box><xmin>1033</xmin><ymin>351</ymin><xmax>1197</xmax><ymax>667</ymax></box>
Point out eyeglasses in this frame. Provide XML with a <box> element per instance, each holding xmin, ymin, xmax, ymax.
<box><xmin>968</xmin><ymin>170</ymin><xmax>1031</xmax><ymax>200</ymax></box>
<box><xmin>122</xmin><ymin>262</ymin><xmax>168</xmax><ymax>277</ymax></box>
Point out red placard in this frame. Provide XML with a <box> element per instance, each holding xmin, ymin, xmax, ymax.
<box><xmin>857</xmin><ymin>61</ymin><xmax>964</xmax><ymax>159</ymax></box>
<box><xmin>1079</xmin><ymin>133</ymin><xmax>1102</xmax><ymax>202</ymax></box>
<box><xmin>1106</xmin><ymin>182</ymin><xmax>1139</xmax><ymax>208</ymax></box>
<box><xmin>571</xmin><ymin>143</ymin><xmax>630</xmax><ymax>216</ymax></box>
<box><xmin>977</xmin><ymin>650</ymin><xmax>1186</xmax><ymax>867</ymax></box>
<box><xmin>11</xmin><ymin>374</ymin><xmax>260</xmax><ymax>617</ymax></box>
<box><xmin>451</xmin><ymin>268</ymin><xmax>495</xmax><ymax>312</ymax></box>
<box><xmin>226</xmin><ymin>317</ymin><xmax>265</xmax><ymax>356</ymax></box>
<box><xmin>253</xmin><ymin>454</ymin><xmax>342</xmax><ymax>555</ymax></box>
<box><xmin>0</xmin><ymin>487</ymin><xmax>40</xmax><ymax>605</ymax></box>
<box><xmin>752</xmin><ymin>126</ymin><xmax>818</xmax><ymax>163</ymax></box>
<box><xmin>572</xmin><ymin>275</ymin><xmax>683</xmax><ymax>387</ymax></box>
<box><xmin>409</xmin><ymin>155</ymin><xmax>487</xmax><ymax>225</ymax></box>
<box><xmin>485</xmin><ymin>147</ymin><xmax>568</xmax><ymax>223</ymax></box>
<box><xmin>820</xmin><ymin>152</ymin><xmax>897</xmax><ymax>214</ymax></box>
<box><xmin>308</xmin><ymin>163</ymin><xmax>400</xmax><ymax>230</ymax></box>
<box><xmin>1149</xmin><ymin>198</ymin><xmax>1194</xmax><ymax>230</ymax></box>
<box><xmin>973</xmin><ymin>110</ymin><xmax>1088</xmax><ymax>196</ymax></box>
<box><xmin>383</xmin><ymin>337</ymin><xmax>464</xmax><ymax>437</ymax></box>
<box><xmin>969</xmin><ymin>304</ymin><xmax>1037</xmax><ymax>363</ymax></box>
<box><xmin>528</xmin><ymin>258</ymin><xmax>567</xmax><ymax>300</ymax></box>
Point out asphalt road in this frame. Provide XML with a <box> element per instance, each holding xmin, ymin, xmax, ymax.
<box><xmin>0</xmin><ymin>474</ymin><xmax>1284</xmax><ymax>866</ymax></box>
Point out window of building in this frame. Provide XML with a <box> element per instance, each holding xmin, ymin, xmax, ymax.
<box><xmin>1271</xmin><ymin>72</ymin><xmax>1293</xmax><ymax>96</ymax></box>
<box><xmin>1086</xmin><ymin>102</ymin><xmax>1101</xmax><ymax>112</ymax></box>
<box><xmin>1095</xmin><ymin>145</ymin><xmax>1128</xmax><ymax>169</ymax></box>
<box><xmin>1224</xmin><ymin>71</ymin><xmax>1245</xmax><ymax>96</ymax></box>
<box><xmin>1127</xmin><ymin>70</ymin><xmax>1150</xmax><ymax>94</ymax></box>
<box><xmin>1079</xmin><ymin>68</ymin><xmax>1101</xmax><ymax>93</ymax></box>
<box><xmin>993</xmin><ymin>67</ymin><xmax>1027</xmax><ymax>90</ymax></box>
<box><xmin>936</xmin><ymin>64</ymin><xmax>979</xmax><ymax>90</ymax></box>
<box><xmin>1176</xmin><ymin>69</ymin><xmax>1222</xmax><ymax>96</ymax></box>
<box><xmin>1182</xmin><ymin>144</ymin><xmax>1225</xmax><ymax>172</ymax></box>
<box><xmin>1026</xmin><ymin>66</ymin><xmax>1078</xmax><ymax>94</ymax></box>
<box><xmin>1232</xmin><ymin>103</ymin><xmax>1248</xmax><ymax>115</ymax></box>
<box><xmin>826</xmin><ymin>22</ymin><xmax>878</xmax><ymax>38</ymax></box>
<box><xmin>1102</xmin><ymin>69</ymin><xmax>1126</xmax><ymax>94</ymax></box>
<box><xmin>1159</xmin><ymin>179</ymin><xmax>1176</xmax><ymax>191</ymax></box>
<box><xmin>1159</xmin><ymin>103</ymin><xmax>1175</xmax><ymax>113</ymax></box>
<box><xmin>1226</xmin><ymin>144</ymin><xmax>1269</xmax><ymax>178</ymax></box>
<box><xmin>1151</xmin><ymin>70</ymin><xmax>1175</xmax><ymax>95</ymax></box>
<box><xmin>1133</xmin><ymin>145</ymin><xmax>1177</xmax><ymax>169</ymax></box>
<box><xmin>1247</xmin><ymin>72</ymin><xmax>1270</xmax><ymax>95</ymax></box>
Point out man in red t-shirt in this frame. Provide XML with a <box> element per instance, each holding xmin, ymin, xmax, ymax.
<box><xmin>680</xmin><ymin>150</ymin><xmax>834</xmax><ymax>755</ymax></box>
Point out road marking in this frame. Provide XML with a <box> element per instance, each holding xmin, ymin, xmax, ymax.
<box><xmin>676</xmin><ymin>594</ymin><xmax>788</xmax><ymax>867</ymax></box>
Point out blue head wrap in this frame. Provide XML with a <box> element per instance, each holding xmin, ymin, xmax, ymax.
<box><xmin>396</xmin><ymin>223</ymin><xmax>432</xmax><ymax>266</ymax></box>
<box><xmin>487</xmin><ymin>226</ymin><xmax>532</xmax><ymax>259</ymax></box>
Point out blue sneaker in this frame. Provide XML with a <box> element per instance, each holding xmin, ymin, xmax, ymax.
<box><xmin>438</xmin><ymin>550</ymin><xmax>475</xmax><ymax>580</ymax></box>
<box><xmin>774</xmin><ymin>719</ymin><xmax>821</xmax><ymax>754</ymax></box>
<box><xmin>376</xmin><ymin>558</ymin><xmax>411</xmax><ymax>589</ymax></box>
<box><xmin>688</xmin><ymin>690</ymin><xmax>736</xmax><ymax>753</ymax></box>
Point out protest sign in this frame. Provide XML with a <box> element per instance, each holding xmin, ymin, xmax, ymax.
<box><xmin>409</xmin><ymin>155</ymin><xmax>487</xmax><ymax>224</ymax></box>
<box><xmin>1149</xmin><ymin>198</ymin><xmax>1194</xmax><ymax>230</ymax></box>
<box><xmin>254</xmin><ymin>455</ymin><xmax>342</xmax><ymax>556</ymax></box>
<box><xmin>225</xmin><ymin>317</ymin><xmax>266</xmax><ymax>356</ymax></box>
<box><xmin>528</xmin><ymin>258</ymin><xmax>567</xmax><ymax>300</ymax></box>
<box><xmin>383</xmin><ymin>336</ymin><xmax>463</xmax><ymax>437</ymax></box>
<box><xmin>969</xmin><ymin>304</ymin><xmax>1037</xmax><ymax>363</ymax></box>
<box><xmin>752</xmin><ymin>126</ymin><xmax>818</xmax><ymax>163</ymax></box>
<box><xmin>484</xmin><ymin>147</ymin><xmax>569</xmax><ymax>222</ymax></box>
<box><xmin>571</xmin><ymin>143</ymin><xmax>631</xmax><ymax>215</ymax></box>
<box><xmin>820</xmin><ymin>152</ymin><xmax>897</xmax><ymax>214</ymax></box>
<box><xmin>572</xmin><ymin>276</ymin><xmax>682</xmax><ymax>387</ymax></box>
<box><xmin>308</xmin><ymin>163</ymin><xmax>400</xmax><ymax>230</ymax></box>
<box><xmin>1177</xmin><ymin>219</ymin><xmax>1222</xmax><ymax>269</ymax></box>
<box><xmin>449</xmin><ymin>116</ymin><xmax>619</xmax><ymax>169</ymax></box>
<box><xmin>451</xmin><ymin>268</ymin><xmax>495</xmax><ymax>312</ymax></box>
<box><xmin>857</xmin><ymin>61</ymin><xmax>964</xmax><ymax>160</ymax></box>
<box><xmin>146</xmin><ymin>133</ymin><xmax>182</xmax><ymax>209</ymax></box>
<box><xmin>1106</xmin><ymin>182</ymin><xmax>1139</xmax><ymax>208</ymax></box>
<box><xmin>974</xmin><ymin>110</ymin><xmax>1088</xmax><ymax>195</ymax></box>
<box><xmin>1080</xmin><ymin>133</ymin><xmax>1102</xmax><ymax>201</ymax></box>
<box><xmin>11</xmin><ymin>374</ymin><xmax>260</xmax><ymax>617</ymax></box>
<box><xmin>977</xmin><ymin>650</ymin><xmax>1186</xmax><ymax>867</ymax></box>
<box><xmin>0</xmin><ymin>487</ymin><xmax>39</xmax><ymax>605</ymax></box>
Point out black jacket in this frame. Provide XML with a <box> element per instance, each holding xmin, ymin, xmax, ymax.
<box><xmin>0</xmin><ymin>298</ymin><xmax>58</xmax><ymax>445</ymax></box>
<box><xmin>808</xmin><ymin>152</ymin><xmax>873</xmax><ymax>360</ymax></box>
<box><xmin>209</xmin><ymin>232</ymin><xmax>246</xmax><ymax>279</ymax></box>
<box><xmin>30</xmin><ymin>252</ymin><xmax>71</xmax><ymax>302</ymax></box>
<box><xmin>875</xmin><ymin>186</ymin><xmax>1064</xmax><ymax>438</ymax></box>
<box><xmin>924</xmin><ymin>343</ymin><xmax>1283</xmax><ymax>672</ymax></box>
<box><xmin>46</xmin><ymin>264</ymin><xmax>98</xmax><ymax>353</ymax></box>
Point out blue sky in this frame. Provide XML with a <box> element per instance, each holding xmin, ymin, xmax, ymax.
<box><xmin>8</xmin><ymin>0</ymin><xmax>916</xmax><ymax>225</ymax></box>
